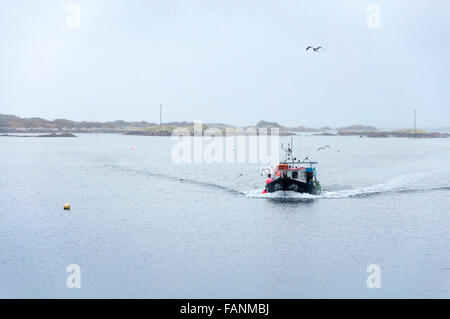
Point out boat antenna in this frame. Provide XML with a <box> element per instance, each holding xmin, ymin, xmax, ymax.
<box><xmin>281</xmin><ymin>141</ymin><xmax>293</xmax><ymax>162</ymax></box>
<box><xmin>291</xmin><ymin>137</ymin><xmax>294</xmax><ymax>164</ymax></box>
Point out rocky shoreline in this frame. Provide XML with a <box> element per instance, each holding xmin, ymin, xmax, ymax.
<box><xmin>314</xmin><ymin>130</ymin><xmax>449</xmax><ymax>138</ymax></box>
<box><xmin>1</xmin><ymin>114</ymin><xmax>448</xmax><ymax>138</ymax></box>
<box><xmin>1</xmin><ymin>133</ymin><xmax>77</xmax><ymax>138</ymax></box>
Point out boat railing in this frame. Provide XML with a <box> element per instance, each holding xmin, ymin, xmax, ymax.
<box><xmin>279</xmin><ymin>160</ymin><xmax>318</xmax><ymax>166</ymax></box>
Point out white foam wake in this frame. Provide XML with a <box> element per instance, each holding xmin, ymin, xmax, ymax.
<box><xmin>244</xmin><ymin>171</ymin><xmax>450</xmax><ymax>200</ymax></box>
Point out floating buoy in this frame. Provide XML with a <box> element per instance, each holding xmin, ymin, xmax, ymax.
<box><xmin>131</xmin><ymin>146</ymin><xmax>135</xmax><ymax>150</ymax></box>
<box><xmin>262</xmin><ymin>190</ymin><xmax>268</xmax><ymax>194</ymax></box>
<box><xmin>64</xmin><ymin>203</ymin><xmax>70</xmax><ymax>210</ymax></box>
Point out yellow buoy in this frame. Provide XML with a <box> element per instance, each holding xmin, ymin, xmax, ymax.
<box><xmin>64</xmin><ymin>203</ymin><xmax>71</xmax><ymax>210</ymax></box>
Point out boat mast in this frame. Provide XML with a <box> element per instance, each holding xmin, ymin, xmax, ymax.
<box><xmin>291</xmin><ymin>137</ymin><xmax>294</xmax><ymax>165</ymax></box>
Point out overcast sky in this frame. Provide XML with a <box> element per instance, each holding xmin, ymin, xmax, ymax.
<box><xmin>0</xmin><ymin>0</ymin><xmax>449</xmax><ymax>128</ymax></box>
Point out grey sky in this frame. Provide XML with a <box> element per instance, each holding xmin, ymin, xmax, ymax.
<box><xmin>1</xmin><ymin>0</ymin><xmax>449</xmax><ymax>128</ymax></box>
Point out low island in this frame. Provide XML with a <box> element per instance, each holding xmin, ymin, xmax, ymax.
<box><xmin>0</xmin><ymin>114</ymin><xmax>448</xmax><ymax>138</ymax></box>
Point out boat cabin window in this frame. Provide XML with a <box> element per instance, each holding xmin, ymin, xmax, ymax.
<box><xmin>292</xmin><ymin>171</ymin><xmax>298</xmax><ymax>179</ymax></box>
<box><xmin>306</xmin><ymin>172</ymin><xmax>313</xmax><ymax>183</ymax></box>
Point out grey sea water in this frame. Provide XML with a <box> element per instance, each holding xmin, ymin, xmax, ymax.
<box><xmin>0</xmin><ymin>134</ymin><xmax>449</xmax><ymax>298</ymax></box>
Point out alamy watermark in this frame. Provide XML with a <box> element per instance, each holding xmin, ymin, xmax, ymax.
<box><xmin>366</xmin><ymin>4</ymin><xmax>382</xmax><ymax>29</ymax></box>
<box><xmin>366</xmin><ymin>264</ymin><xmax>381</xmax><ymax>288</ymax></box>
<box><xmin>66</xmin><ymin>264</ymin><xmax>81</xmax><ymax>288</ymax></box>
<box><xmin>171</xmin><ymin>121</ymin><xmax>280</xmax><ymax>165</ymax></box>
<box><xmin>67</xmin><ymin>3</ymin><xmax>81</xmax><ymax>30</ymax></box>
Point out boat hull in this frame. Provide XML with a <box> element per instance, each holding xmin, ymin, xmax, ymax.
<box><xmin>265</xmin><ymin>177</ymin><xmax>321</xmax><ymax>195</ymax></box>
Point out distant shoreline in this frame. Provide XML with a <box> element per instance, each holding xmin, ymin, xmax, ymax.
<box><xmin>2</xmin><ymin>131</ymin><xmax>448</xmax><ymax>139</ymax></box>
<box><xmin>1</xmin><ymin>114</ymin><xmax>448</xmax><ymax>138</ymax></box>
<box><xmin>1</xmin><ymin>133</ymin><xmax>77</xmax><ymax>138</ymax></box>
<box><xmin>314</xmin><ymin>130</ymin><xmax>449</xmax><ymax>138</ymax></box>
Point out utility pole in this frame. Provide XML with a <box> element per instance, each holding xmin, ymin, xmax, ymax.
<box><xmin>414</xmin><ymin>110</ymin><xmax>416</xmax><ymax>139</ymax></box>
<box><xmin>160</xmin><ymin>104</ymin><xmax>162</xmax><ymax>136</ymax></box>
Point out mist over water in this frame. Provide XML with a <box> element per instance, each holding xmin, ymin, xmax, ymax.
<box><xmin>0</xmin><ymin>134</ymin><xmax>449</xmax><ymax>298</ymax></box>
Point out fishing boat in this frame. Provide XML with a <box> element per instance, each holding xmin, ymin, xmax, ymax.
<box><xmin>260</xmin><ymin>140</ymin><xmax>322</xmax><ymax>195</ymax></box>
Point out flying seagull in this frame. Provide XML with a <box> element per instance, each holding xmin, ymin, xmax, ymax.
<box><xmin>306</xmin><ymin>46</ymin><xmax>326</xmax><ymax>52</ymax></box>
<box><xmin>317</xmin><ymin>145</ymin><xmax>331</xmax><ymax>151</ymax></box>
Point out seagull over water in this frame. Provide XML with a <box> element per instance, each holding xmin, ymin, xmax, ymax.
<box><xmin>306</xmin><ymin>46</ymin><xmax>326</xmax><ymax>52</ymax></box>
<box><xmin>317</xmin><ymin>145</ymin><xmax>331</xmax><ymax>151</ymax></box>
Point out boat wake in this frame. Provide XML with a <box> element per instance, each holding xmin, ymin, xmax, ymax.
<box><xmin>108</xmin><ymin>164</ymin><xmax>449</xmax><ymax>200</ymax></box>
<box><xmin>107</xmin><ymin>164</ymin><xmax>246</xmax><ymax>195</ymax></box>
<box><xmin>245</xmin><ymin>177</ymin><xmax>450</xmax><ymax>200</ymax></box>
<box><xmin>245</xmin><ymin>185</ymin><xmax>450</xmax><ymax>200</ymax></box>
